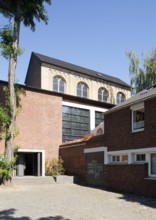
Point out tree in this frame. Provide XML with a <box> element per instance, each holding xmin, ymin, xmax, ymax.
<box><xmin>126</xmin><ymin>49</ymin><xmax>156</xmax><ymax>94</ymax></box>
<box><xmin>0</xmin><ymin>0</ymin><xmax>51</xmax><ymax>162</ymax></box>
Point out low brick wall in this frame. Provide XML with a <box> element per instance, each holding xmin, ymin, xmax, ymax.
<box><xmin>104</xmin><ymin>164</ymin><xmax>156</xmax><ymax>197</ymax></box>
<box><xmin>60</xmin><ymin>142</ymin><xmax>156</xmax><ymax>197</ymax></box>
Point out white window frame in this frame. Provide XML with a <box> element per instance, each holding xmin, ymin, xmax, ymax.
<box><xmin>110</xmin><ymin>154</ymin><xmax>128</xmax><ymax>164</ymax></box>
<box><xmin>131</xmin><ymin>102</ymin><xmax>144</xmax><ymax>132</ymax></box>
<box><xmin>149</xmin><ymin>153</ymin><xmax>156</xmax><ymax>177</ymax></box>
<box><xmin>62</xmin><ymin>101</ymin><xmax>107</xmax><ymax>131</ymax></box>
<box><xmin>134</xmin><ymin>153</ymin><xmax>146</xmax><ymax>163</ymax></box>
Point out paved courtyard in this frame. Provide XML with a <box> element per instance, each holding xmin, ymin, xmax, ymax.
<box><xmin>0</xmin><ymin>179</ymin><xmax>156</xmax><ymax>220</ymax></box>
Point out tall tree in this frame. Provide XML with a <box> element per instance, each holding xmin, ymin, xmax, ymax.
<box><xmin>126</xmin><ymin>49</ymin><xmax>156</xmax><ymax>94</ymax></box>
<box><xmin>0</xmin><ymin>0</ymin><xmax>51</xmax><ymax>162</ymax></box>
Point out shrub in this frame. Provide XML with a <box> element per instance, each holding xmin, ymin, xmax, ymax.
<box><xmin>0</xmin><ymin>155</ymin><xmax>17</xmax><ymax>184</ymax></box>
<box><xmin>45</xmin><ymin>157</ymin><xmax>65</xmax><ymax>176</ymax></box>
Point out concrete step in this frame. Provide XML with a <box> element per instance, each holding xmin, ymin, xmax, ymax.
<box><xmin>12</xmin><ymin>176</ymin><xmax>56</xmax><ymax>185</ymax></box>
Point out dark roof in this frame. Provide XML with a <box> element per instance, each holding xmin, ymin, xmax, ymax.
<box><xmin>105</xmin><ymin>84</ymin><xmax>156</xmax><ymax>115</ymax></box>
<box><xmin>30</xmin><ymin>52</ymin><xmax>130</xmax><ymax>88</ymax></box>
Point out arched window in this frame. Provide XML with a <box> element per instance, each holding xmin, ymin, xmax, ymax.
<box><xmin>116</xmin><ymin>92</ymin><xmax>125</xmax><ymax>104</ymax></box>
<box><xmin>77</xmin><ymin>82</ymin><xmax>88</xmax><ymax>98</ymax></box>
<box><xmin>97</xmin><ymin>128</ymin><xmax>103</xmax><ymax>135</ymax></box>
<box><xmin>98</xmin><ymin>87</ymin><xmax>109</xmax><ymax>102</ymax></box>
<box><xmin>53</xmin><ymin>76</ymin><xmax>65</xmax><ymax>93</ymax></box>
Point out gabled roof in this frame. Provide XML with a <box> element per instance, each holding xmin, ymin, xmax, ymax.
<box><xmin>27</xmin><ymin>52</ymin><xmax>130</xmax><ymax>88</ymax></box>
<box><xmin>105</xmin><ymin>85</ymin><xmax>156</xmax><ymax>114</ymax></box>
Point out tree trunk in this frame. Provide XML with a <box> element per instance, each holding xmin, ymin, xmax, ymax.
<box><xmin>4</xmin><ymin>1</ymin><xmax>20</xmax><ymax>162</ymax></box>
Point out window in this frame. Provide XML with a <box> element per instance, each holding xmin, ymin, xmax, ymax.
<box><xmin>151</xmin><ymin>154</ymin><xmax>156</xmax><ymax>175</ymax></box>
<box><xmin>132</xmin><ymin>108</ymin><xmax>144</xmax><ymax>131</ymax></box>
<box><xmin>62</xmin><ymin>106</ymin><xmax>90</xmax><ymax>142</ymax></box>
<box><xmin>116</xmin><ymin>92</ymin><xmax>125</xmax><ymax>104</ymax></box>
<box><xmin>111</xmin><ymin>155</ymin><xmax>128</xmax><ymax>163</ymax></box>
<box><xmin>98</xmin><ymin>87</ymin><xmax>109</xmax><ymax>102</ymax></box>
<box><xmin>77</xmin><ymin>82</ymin><xmax>88</xmax><ymax>98</ymax></box>
<box><xmin>97</xmin><ymin>128</ymin><xmax>103</xmax><ymax>135</ymax></box>
<box><xmin>53</xmin><ymin>76</ymin><xmax>65</xmax><ymax>93</ymax></box>
<box><xmin>136</xmin><ymin>154</ymin><xmax>146</xmax><ymax>162</ymax></box>
<box><xmin>112</xmin><ymin>155</ymin><xmax>120</xmax><ymax>162</ymax></box>
<box><xmin>95</xmin><ymin>111</ymin><xmax>104</xmax><ymax>127</ymax></box>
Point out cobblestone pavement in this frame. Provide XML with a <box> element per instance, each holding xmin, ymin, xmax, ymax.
<box><xmin>0</xmin><ymin>182</ymin><xmax>156</xmax><ymax>220</ymax></box>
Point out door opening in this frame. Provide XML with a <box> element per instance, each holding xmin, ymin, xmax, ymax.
<box><xmin>16</xmin><ymin>152</ymin><xmax>42</xmax><ymax>176</ymax></box>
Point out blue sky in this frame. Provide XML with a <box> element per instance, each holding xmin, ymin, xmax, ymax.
<box><xmin>0</xmin><ymin>0</ymin><xmax>156</xmax><ymax>85</ymax></box>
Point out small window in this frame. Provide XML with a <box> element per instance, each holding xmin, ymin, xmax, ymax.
<box><xmin>53</xmin><ymin>76</ymin><xmax>65</xmax><ymax>93</ymax></box>
<box><xmin>98</xmin><ymin>87</ymin><xmax>109</xmax><ymax>102</ymax></box>
<box><xmin>112</xmin><ymin>155</ymin><xmax>120</xmax><ymax>162</ymax></box>
<box><xmin>97</xmin><ymin>128</ymin><xmax>103</xmax><ymax>135</ymax></box>
<box><xmin>111</xmin><ymin>155</ymin><xmax>128</xmax><ymax>163</ymax></box>
<box><xmin>116</xmin><ymin>92</ymin><xmax>125</xmax><ymax>104</ymax></box>
<box><xmin>151</xmin><ymin>153</ymin><xmax>156</xmax><ymax>175</ymax></box>
<box><xmin>136</xmin><ymin>154</ymin><xmax>146</xmax><ymax>162</ymax></box>
<box><xmin>132</xmin><ymin>108</ymin><xmax>144</xmax><ymax>131</ymax></box>
<box><xmin>77</xmin><ymin>82</ymin><xmax>88</xmax><ymax>98</ymax></box>
<box><xmin>121</xmin><ymin>155</ymin><xmax>128</xmax><ymax>162</ymax></box>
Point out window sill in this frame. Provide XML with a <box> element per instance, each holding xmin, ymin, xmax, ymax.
<box><xmin>131</xmin><ymin>128</ymin><xmax>144</xmax><ymax>133</ymax></box>
<box><xmin>144</xmin><ymin>177</ymin><xmax>156</xmax><ymax>181</ymax></box>
<box><xmin>108</xmin><ymin>162</ymin><xmax>128</xmax><ymax>165</ymax></box>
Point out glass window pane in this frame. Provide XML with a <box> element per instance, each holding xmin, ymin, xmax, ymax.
<box><xmin>151</xmin><ymin>154</ymin><xmax>156</xmax><ymax>174</ymax></box>
<box><xmin>62</xmin><ymin>105</ymin><xmax>90</xmax><ymax>142</ymax></box>
<box><xmin>95</xmin><ymin>111</ymin><xmax>104</xmax><ymax>127</ymax></box>
<box><xmin>77</xmin><ymin>83</ymin><xmax>88</xmax><ymax>98</ymax></box>
<box><xmin>117</xmin><ymin>92</ymin><xmax>125</xmax><ymax>104</ymax></box>
<box><xmin>133</xmin><ymin>108</ymin><xmax>144</xmax><ymax>130</ymax></box>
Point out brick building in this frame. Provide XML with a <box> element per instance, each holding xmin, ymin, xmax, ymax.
<box><xmin>0</xmin><ymin>52</ymin><xmax>130</xmax><ymax>177</ymax></box>
<box><xmin>60</xmin><ymin>85</ymin><xmax>156</xmax><ymax>197</ymax></box>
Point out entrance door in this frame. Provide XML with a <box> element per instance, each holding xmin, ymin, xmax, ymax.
<box><xmin>16</xmin><ymin>152</ymin><xmax>42</xmax><ymax>176</ymax></box>
<box><xmin>86</xmin><ymin>152</ymin><xmax>104</xmax><ymax>186</ymax></box>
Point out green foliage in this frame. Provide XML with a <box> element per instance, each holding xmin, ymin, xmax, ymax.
<box><xmin>0</xmin><ymin>25</ymin><xmax>24</xmax><ymax>59</ymax></box>
<box><xmin>45</xmin><ymin>158</ymin><xmax>65</xmax><ymax>176</ymax></box>
<box><xmin>0</xmin><ymin>25</ymin><xmax>13</xmax><ymax>59</ymax></box>
<box><xmin>0</xmin><ymin>154</ymin><xmax>17</xmax><ymax>184</ymax></box>
<box><xmin>0</xmin><ymin>0</ymin><xmax>52</xmax><ymax>31</ymax></box>
<box><xmin>0</xmin><ymin>86</ymin><xmax>24</xmax><ymax>140</ymax></box>
<box><xmin>126</xmin><ymin>49</ymin><xmax>156</xmax><ymax>94</ymax></box>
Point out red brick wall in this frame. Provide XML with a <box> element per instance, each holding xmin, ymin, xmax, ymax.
<box><xmin>105</xmin><ymin>164</ymin><xmax>156</xmax><ymax>197</ymax></box>
<box><xmin>0</xmin><ymin>84</ymin><xmax>62</xmax><ymax>160</ymax></box>
<box><xmin>60</xmin><ymin>138</ymin><xmax>105</xmax><ymax>182</ymax></box>
<box><xmin>104</xmin><ymin>97</ymin><xmax>156</xmax><ymax>151</ymax></box>
<box><xmin>60</xmin><ymin>145</ymin><xmax>87</xmax><ymax>182</ymax></box>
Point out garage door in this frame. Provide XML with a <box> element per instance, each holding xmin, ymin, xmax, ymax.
<box><xmin>86</xmin><ymin>152</ymin><xmax>104</xmax><ymax>186</ymax></box>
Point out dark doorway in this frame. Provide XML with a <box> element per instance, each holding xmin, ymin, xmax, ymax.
<box><xmin>16</xmin><ymin>152</ymin><xmax>42</xmax><ymax>176</ymax></box>
<box><xmin>86</xmin><ymin>152</ymin><xmax>104</xmax><ymax>186</ymax></box>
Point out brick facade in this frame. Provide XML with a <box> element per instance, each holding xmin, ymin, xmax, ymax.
<box><xmin>60</xmin><ymin>95</ymin><xmax>156</xmax><ymax>197</ymax></box>
<box><xmin>0</xmin><ymin>83</ymin><xmax>62</xmax><ymax>160</ymax></box>
<box><xmin>104</xmin><ymin>98</ymin><xmax>156</xmax><ymax>151</ymax></box>
<box><xmin>105</xmin><ymin>164</ymin><xmax>156</xmax><ymax>197</ymax></box>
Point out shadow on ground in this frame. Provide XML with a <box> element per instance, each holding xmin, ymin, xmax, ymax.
<box><xmin>77</xmin><ymin>183</ymin><xmax>156</xmax><ymax>209</ymax></box>
<box><xmin>118</xmin><ymin>193</ymin><xmax>156</xmax><ymax>209</ymax></box>
<box><xmin>0</xmin><ymin>209</ymin><xmax>71</xmax><ymax>220</ymax></box>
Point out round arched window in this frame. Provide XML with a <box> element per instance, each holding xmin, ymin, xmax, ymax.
<box><xmin>116</xmin><ymin>92</ymin><xmax>125</xmax><ymax>104</ymax></box>
<box><xmin>98</xmin><ymin>87</ymin><xmax>109</xmax><ymax>102</ymax></box>
<box><xmin>53</xmin><ymin>76</ymin><xmax>65</xmax><ymax>93</ymax></box>
<box><xmin>77</xmin><ymin>82</ymin><xmax>88</xmax><ymax>98</ymax></box>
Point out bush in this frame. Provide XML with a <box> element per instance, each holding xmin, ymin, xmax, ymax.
<box><xmin>0</xmin><ymin>155</ymin><xmax>17</xmax><ymax>184</ymax></box>
<box><xmin>45</xmin><ymin>158</ymin><xmax>65</xmax><ymax>176</ymax></box>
